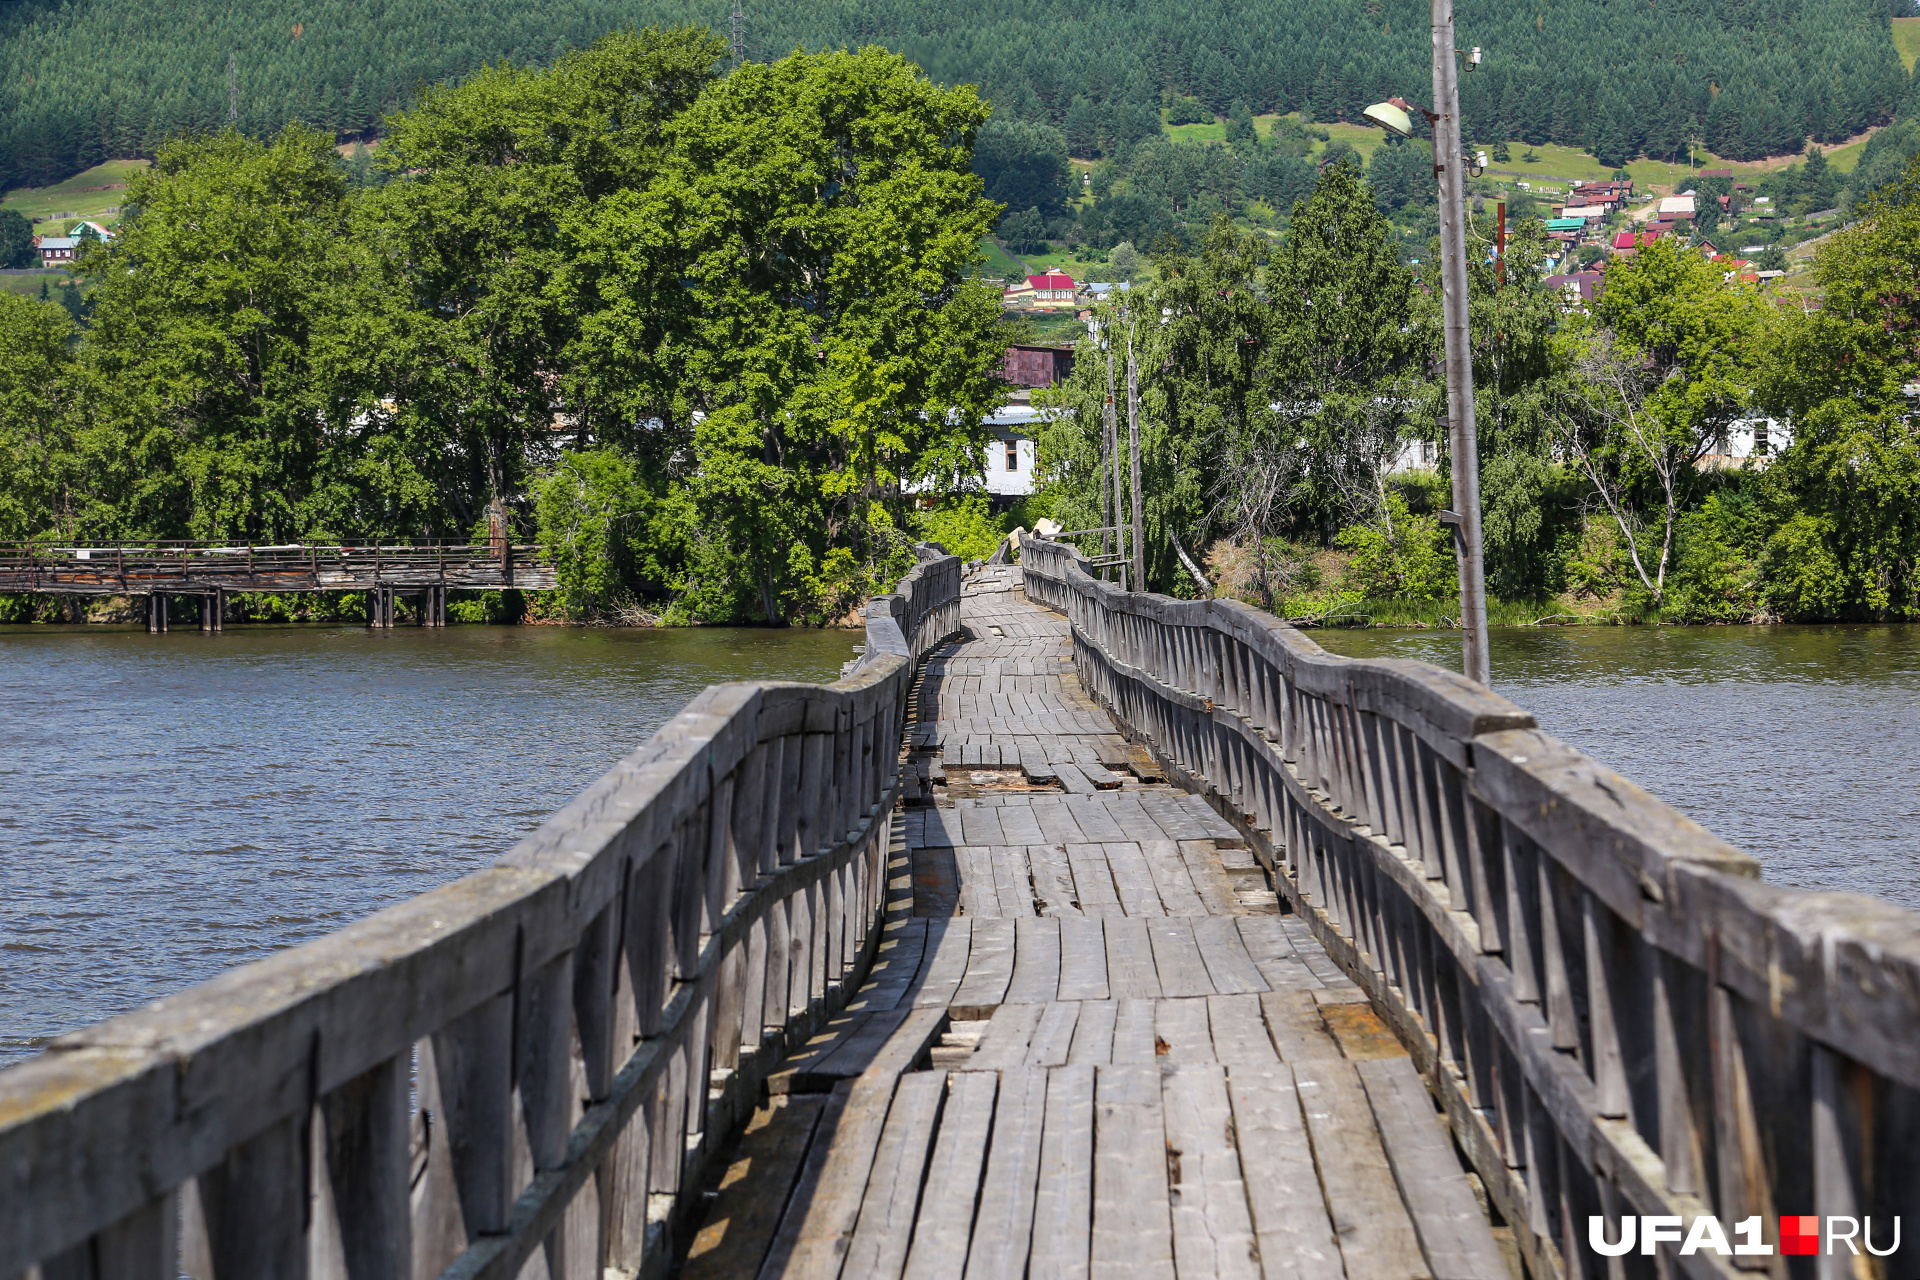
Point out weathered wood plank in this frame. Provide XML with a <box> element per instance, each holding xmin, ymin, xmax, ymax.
<box><xmin>1056</xmin><ymin>917</ymin><xmax>1111</xmax><ymax>1002</ymax></box>
<box><xmin>1141</xmin><ymin>840</ymin><xmax>1209</xmax><ymax>916</ymax></box>
<box><xmin>1207</xmin><ymin>994</ymin><xmax>1279</xmax><ymax>1066</ymax></box>
<box><xmin>910</xmin><ymin>919</ymin><xmax>972</xmax><ymax>1009</ymax></box>
<box><xmin>1067</xmin><ymin>1000</ymin><xmax>1119</xmax><ymax>1066</ymax></box>
<box><xmin>962</xmin><ymin>1067</ymin><xmax>1049</xmax><ymax>1280</ymax></box>
<box><xmin>1192</xmin><ymin>917</ymin><xmax>1267</xmax><ymax>995</ymax></box>
<box><xmin>1260</xmin><ymin>990</ymin><xmax>1343</xmax><ymax>1063</ymax></box>
<box><xmin>1090</xmin><ymin>1065</ymin><xmax>1176</xmax><ymax>1280</ymax></box>
<box><xmin>950</xmin><ymin>919</ymin><xmax>1015</xmax><ymax>1019</ymax></box>
<box><xmin>1005</xmin><ymin>916</ymin><xmax>1063</xmax><ymax>1004</ymax></box>
<box><xmin>1102</xmin><ymin>918</ymin><xmax>1164</xmax><ymax>1000</ymax></box>
<box><xmin>1224</xmin><ymin>1064</ymin><xmax>1343</xmax><ymax>1280</ymax></box>
<box><xmin>1065</xmin><ymin>844</ymin><xmax>1125</xmax><ymax>918</ymax></box>
<box><xmin>1294</xmin><ymin>1059</ymin><xmax>1429</xmax><ymax>1280</ymax></box>
<box><xmin>1357</xmin><ymin>1057</ymin><xmax>1510</xmax><ymax>1280</ymax></box>
<box><xmin>901</xmin><ymin>1072</ymin><xmax>999</xmax><ymax>1280</ymax></box>
<box><xmin>1163</xmin><ymin>1065</ymin><xmax>1262</xmax><ymax>1280</ymax></box>
<box><xmin>1146</xmin><ymin>920</ymin><xmax>1216</xmax><ymax>999</ymax></box>
<box><xmin>842</xmin><ymin>1071</ymin><xmax>946</xmax><ymax>1280</ymax></box>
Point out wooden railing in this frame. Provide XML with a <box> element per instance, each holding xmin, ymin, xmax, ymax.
<box><xmin>1021</xmin><ymin>535</ymin><xmax>1920</xmax><ymax>1280</ymax></box>
<box><xmin>0</xmin><ymin>546</ymin><xmax>962</xmax><ymax>1280</ymax></box>
<box><xmin>0</xmin><ymin>540</ymin><xmax>556</xmax><ymax>594</ymax></box>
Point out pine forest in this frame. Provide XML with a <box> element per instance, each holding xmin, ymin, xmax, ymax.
<box><xmin>0</xmin><ymin>0</ymin><xmax>1911</xmax><ymax>191</ymax></box>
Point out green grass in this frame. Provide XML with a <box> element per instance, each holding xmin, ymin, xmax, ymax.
<box><xmin>974</xmin><ymin>236</ymin><xmax>1027</xmax><ymax>279</ymax></box>
<box><xmin>1821</xmin><ymin>137</ymin><xmax>1867</xmax><ymax>174</ymax></box>
<box><xmin>1895</xmin><ymin>16</ymin><xmax>1920</xmax><ymax>70</ymax></box>
<box><xmin>1</xmin><ymin>159</ymin><xmax>147</xmax><ymax>228</ymax></box>
<box><xmin>0</xmin><ymin>271</ymin><xmax>75</xmax><ymax>298</ymax></box>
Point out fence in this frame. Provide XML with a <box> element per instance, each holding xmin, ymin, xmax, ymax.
<box><xmin>0</xmin><ymin>541</ymin><xmax>556</xmax><ymax>595</ymax></box>
<box><xmin>0</xmin><ymin>545</ymin><xmax>962</xmax><ymax>1280</ymax></box>
<box><xmin>1022</xmin><ymin>535</ymin><xmax>1920</xmax><ymax>1280</ymax></box>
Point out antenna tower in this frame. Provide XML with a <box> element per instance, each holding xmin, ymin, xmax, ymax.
<box><xmin>731</xmin><ymin>0</ymin><xmax>744</xmax><ymax>67</ymax></box>
<box><xmin>228</xmin><ymin>52</ymin><xmax>238</xmax><ymax>125</ymax></box>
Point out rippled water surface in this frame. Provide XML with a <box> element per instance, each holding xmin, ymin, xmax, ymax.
<box><xmin>1313</xmin><ymin>624</ymin><xmax>1920</xmax><ymax>912</ymax></box>
<box><xmin>0</xmin><ymin>624</ymin><xmax>856</xmax><ymax>1065</ymax></box>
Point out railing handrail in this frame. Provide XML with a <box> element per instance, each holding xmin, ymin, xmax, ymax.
<box><xmin>1020</xmin><ymin>532</ymin><xmax>1920</xmax><ymax>1278</ymax></box>
<box><xmin>0</xmin><ymin>549</ymin><xmax>963</xmax><ymax>1273</ymax></box>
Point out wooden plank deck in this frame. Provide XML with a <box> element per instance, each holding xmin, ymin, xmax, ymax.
<box><xmin>678</xmin><ymin>565</ymin><xmax>1512</xmax><ymax>1279</ymax></box>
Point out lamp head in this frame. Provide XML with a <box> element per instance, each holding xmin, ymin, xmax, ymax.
<box><xmin>1362</xmin><ymin>100</ymin><xmax>1415</xmax><ymax>138</ymax></box>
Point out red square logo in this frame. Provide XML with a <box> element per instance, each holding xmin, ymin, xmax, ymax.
<box><xmin>1780</xmin><ymin>1216</ymin><xmax>1820</xmax><ymax>1255</ymax></box>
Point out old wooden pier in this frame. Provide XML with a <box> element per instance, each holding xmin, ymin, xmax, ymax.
<box><xmin>0</xmin><ymin>541</ymin><xmax>558</xmax><ymax>629</ymax></box>
<box><xmin>5</xmin><ymin>538</ymin><xmax>1918</xmax><ymax>1280</ymax></box>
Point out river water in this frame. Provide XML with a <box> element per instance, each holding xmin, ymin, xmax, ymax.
<box><xmin>5</xmin><ymin>620</ymin><xmax>1917</xmax><ymax>1068</ymax></box>
<box><xmin>0</xmin><ymin>624</ymin><xmax>856</xmax><ymax>1066</ymax></box>
<box><xmin>1314</xmin><ymin>624</ymin><xmax>1920</xmax><ymax>914</ymax></box>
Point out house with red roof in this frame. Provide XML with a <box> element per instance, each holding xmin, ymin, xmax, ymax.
<box><xmin>1611</xmin><ymin>228</ymin><xmax>1662</xmax><ymax>259</ymax></box>
<box><xmin>1024</xmin><ymin>270</ymin><xmax>1076</xmax><ymax>302</ymax></box>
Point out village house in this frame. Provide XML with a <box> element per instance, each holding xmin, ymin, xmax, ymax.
<box><xmin>1566</xmin><ymin>179</ymin><xmax>1633</xmax><ymax>212</ymax></box>
<box><xmin>1023</xmin><ymin>269</ymin><xmax>1076</xmax><ymax>302</ymax></box>
<box><xmin>1611</xmin><ymin>228</ymin><xmax>1662</xmax><ymax>258</ymax></box>
<box><xmin>999</xmin><ymin>344</ymin><xmax>1075</xmax><ymax>390</ymax></box>
<box><xmin>33</xmin><ymin>221</ymin><xmax>113</xmax><ymax>267</ymax></box>
<box><xmin>35</xmin><ymin>237</ymin><xmax>81</xmax><ymax>266</ymax></box>
<box><xmin>1543</xmin><ymin>270</ymin><xmax>1604</xmax><ymax>305</ymax></box>
<box><xmin>1658</xmin><ymin>194</ymin><xmax>1696</xmax><ymax>222</ymax></box>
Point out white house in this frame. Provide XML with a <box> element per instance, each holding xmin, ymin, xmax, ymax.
<box><xmin>985</xmin><ymin>404</ymin><xmax>1042</xmax><ymax>498</ymax></box>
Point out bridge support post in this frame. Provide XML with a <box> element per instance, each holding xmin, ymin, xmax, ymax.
<box><xmin>147</xmin><ymin>592</ymin><xmax>168</xmax><ymax>634</ymax></box>
<box><xmin>215</xmin><ymin>588</ymin><xmax>225</xmax><ymax>631</ymax></box>
<box><xmin>200</xmin><ymin>592</ymin><xmax>225</xmax><ymax>632</ymax></box>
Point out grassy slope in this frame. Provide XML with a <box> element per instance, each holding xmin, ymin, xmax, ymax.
<box><xmin>1894</xmin><ymin>16</ymin><xmax>1920</xmax><ymax>69</ymax></box>
<box><xmin>1161</xmin><ymin>112</ymin><xmax>1867</xmax><ymax>197</ymax></box>
<box><xmin>1</xmin><ymin>159</ymin><xmax>147</xmax><ymax>228</ymax></box>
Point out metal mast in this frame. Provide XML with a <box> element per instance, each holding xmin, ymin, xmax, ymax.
<box><xmin>731</xmin><ymin>0</ymin><xmax>745</xmax><ymax>68</ymax></box>
<box><xmin>228</xmin><ymin>52</ymin><xmax>239</xmax><ymax>125</ymax></box>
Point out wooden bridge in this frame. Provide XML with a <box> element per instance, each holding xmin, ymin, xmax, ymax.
<box><xmin>0</xmin><ymin>541</ymin><xmax>557</xmax><ymax>629</ymax></box>
<box><xmin>5</xmin><ymin>538</ymin><xmax>1919</xmax><ymax>1280</ymax></box>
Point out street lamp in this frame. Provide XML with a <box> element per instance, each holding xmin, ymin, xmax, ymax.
<box><xmin>1361</xmin><ymin>10</ymin><xmax>1493</xmax><ymax>686</ymax></box>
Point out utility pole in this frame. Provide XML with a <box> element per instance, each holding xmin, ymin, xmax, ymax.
<box><xmin>228</xmin><ymin>52</ymin><xmax>238</xmax><ymax>126</ymax></box>
<box><xmin>731</xmin><ymin>0</ymin><xmax>745</xmax><ymax>68</ymax></box>
<box><xmin>1431</xmin><ymin>0</ymin><xmax>1491</xmax><ymax>684</ymax></box>
<box><xmin>1125</xmin><ymin>321</ymin><xmax>1145</xmax><ymax>594</ymax></box>
<box><xmin>1103</xmin><ymin>327</ymin><xmax>1119</xmax><ymax>580</ymax></box>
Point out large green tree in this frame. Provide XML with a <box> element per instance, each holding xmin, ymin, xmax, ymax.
<box><xmin>1558</xmin><ymin>236</ymin><xmax>1767</xmax><ymax>603</ymax></box>
<box><xmin>1756</xmin><ymin>153</ymin><xmax>1920</xmax><ymax>618</ymax></box>
<box><xmin>76</xmin><ymin>126</ymin><xmax>361</xmax><ymax>540</ymax></box>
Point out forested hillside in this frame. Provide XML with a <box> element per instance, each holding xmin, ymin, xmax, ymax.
<box><xmin>0</xmin><ymin>0</ymin><xmax>1908</xmax><ymax>191</ymax></box>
